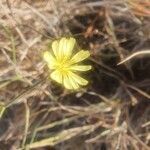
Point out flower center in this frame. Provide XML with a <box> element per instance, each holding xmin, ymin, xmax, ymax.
<box><xmin>55</xmin><ymin>60</ymin><xmax>71</xmax><ymax>74</ymax></box>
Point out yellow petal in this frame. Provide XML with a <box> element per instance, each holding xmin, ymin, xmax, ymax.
<box><xmin>70</xmin><ymin>65</ymin><xmax>92</xmax><ymax>71</ymax></box>
<box><xmin>52</xmin><ymin>40</ymin><xmax>59</xmax><ymax>58</ymax></box>
<box><xmin>63</xmin><ymin>74</ymin><xmax>79</xmax><ymax>89</ymax></box>
<box><xmin>65</xmin><ymin>38</ymin><xmax>76</xmax><ymax>58</ymax></box>
<box><xmin>58</xmin><ymin>37</ymin><xmax>66</xmax><ymax>59</ymax></box>
<box><xmin>50</xmin><ymin>70</ymin><xmax>63</xmax><ymax>84</ymax></box>
<box><xmin>54</xmin><ymin>37</ymin><xmax>76</xmax><ymax>60</ymax></box>
<box><xmin>70</xmin><ymin>50</ymin><xmax>90</xmax><ymax>64</ymax></box>
<box><xmin>43</xmin><ymin>51</ymin><xmax>56</xmax><ymax>69</ymax></box>
<box><xmin>68</xmin><ymin>71</ymin><xmax>88</xmax><ymax>86</ymax></box>
<box><xmin>63</xmin><ymin>75</ymin><xmax>73</xmax><ymax>89</ymax></box>
<box><xmin>68</xmin><ymin>75</ymin><xmax>80</xmax><ymax>89</ymax></box>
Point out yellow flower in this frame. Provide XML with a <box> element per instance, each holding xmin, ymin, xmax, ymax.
<box><xmin>43</xmin><ymin>37</ymin><xmax>91</xmax><ymax>90</ymax></box>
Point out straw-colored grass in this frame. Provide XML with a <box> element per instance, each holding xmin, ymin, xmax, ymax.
<box><xmin>0</xmin><ymin>0</ymin><xmax>149</xmax><ymax>149</ymax></box>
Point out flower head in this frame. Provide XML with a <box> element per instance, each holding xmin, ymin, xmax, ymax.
<box><xmin>43</xmin><ymin>37</ymin><xmax>91</xmax><ymax>90</ymax></box>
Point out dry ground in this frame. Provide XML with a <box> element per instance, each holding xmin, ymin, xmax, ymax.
<box><xmin>0</xmin><ymin>0</ymin><xmax>150</xmax><ymax>150</ymax></box>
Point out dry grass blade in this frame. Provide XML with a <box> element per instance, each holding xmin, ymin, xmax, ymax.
<box><xmin>5</xmin><ymin>77</ymin><xmax>47</xmax><ymax>108</ymax></box>
<box><xmin>35</xmin><ymin>115</ymin><xmax>79</xmax><ymax>132</ymax></box>
<box><xmin>0</xmin><ymin>104</ymin><xmax>6</xmax><ymax>118</ymax></box>
<box><xmin>117</xmin><ymin>50</ymin><xmax>150</xmax><ymax>65</ymax></box>
<box><xmin>127</xmin><ymin>84</ymin><xmax>150</xmax><ymax>99</ymax></box>
<box><xmin>128</xmin><ymin>0</ymin><xmax>150</xmax><ymax>17</ymax></box>
<box><xmin>126</xmin><ymin>109</ymin><xmax>150</xmax><ymax>150</ymax></box>
<box><xmin>25</xmin><ymin>124</ymin><xmax>99</xmax><ymax>149</ymax></box>
<box><xmin>22</xmin><ymin>101</ymin><xmax>30</xmax><ymax>147</ymax></box>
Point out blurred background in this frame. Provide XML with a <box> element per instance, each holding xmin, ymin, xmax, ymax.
<box><xmin>0</xmin><ymin>0</ymin><xmax>150</xmax><ymax>149</ymax></box>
